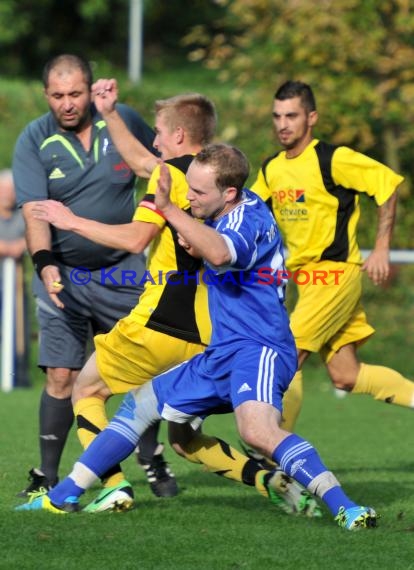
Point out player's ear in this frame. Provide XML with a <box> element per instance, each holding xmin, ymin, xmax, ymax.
<box><xmin>175</xmin><ymin>126</ymin><xmax>185</xmax><ymax>144</ymax></box>
<box><xmin>224</xmin><ymin>186</ymin><xmax>238</xmax><ymax>204</ymax></box>
<box><xmin>308</xmin><ymin>110</ymin><xmax>318</xmax><ymax>127</ymax></box>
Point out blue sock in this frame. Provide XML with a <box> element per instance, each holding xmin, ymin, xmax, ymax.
<box><xmin>49</xmin><ymin>478</ymin><xmax>85</xmax><ymax>505</ymax></box>
<box><xmin>273</xmin><ymin>434</ymin><xmax>356</xmax><ymax>515</ymax></box>
<box><xmin>48</xmin><ymin>426</ymin><xmax>136</xmax><ymax>506</ymax></box>
<box><xmin>78</xmin><ymin>427</ymin><xmax>137</xmax><ymax>476</ymax></box>
<box><xmin>321</xmin><ymin>487</ymin><xmax>356</xmax><ymax>514</ymax></box>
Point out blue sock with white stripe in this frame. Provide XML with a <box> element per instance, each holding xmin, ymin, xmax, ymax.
<box><xmin>77</xmin><ymin>426</ymin><xmax>136</xmax><ymax>476</ymax></box>
<box><xmin>48</xmin><ymin>426</ymin><xmax>136</xmax><ymax>506</ymax></box>
<box><xmin>272</xmin><ymin>434</ymin><xmax>356</xmax><ymax>515</ymax></box>
<box><xmin>77</xmin><ymin>390</ymin><xmax>144</xmax><ymax>476</ymax></box>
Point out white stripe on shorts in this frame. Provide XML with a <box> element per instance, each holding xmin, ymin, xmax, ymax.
<box><xmin>256</xmin><ymin>347</ymin><xmax>278</xmax><ymax>404</ymax></box>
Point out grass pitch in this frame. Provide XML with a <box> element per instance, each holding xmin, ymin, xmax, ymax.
<box><xmin>2</xmin><ymin>269</ymin><xmax>414</xmax><ymax>569</ymax></box>
<box><xmin>1</xmin><ymin>364</ymin><xmax>414</xmax><ymax>570</ymax></box>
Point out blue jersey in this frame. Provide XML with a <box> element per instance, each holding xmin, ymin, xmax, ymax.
<box><xmin>121</xmin><ymin>189</ymin><xmax>298</xmax><ymax>423</ymax></box>
<box><xmin>204</xmin><ymin>188</ymin><xmax>292</xmax><ymax>352</ymax></box>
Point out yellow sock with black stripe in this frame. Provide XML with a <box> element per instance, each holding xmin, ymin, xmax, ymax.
<box><xmin>352</xmin><ymin>363</ymin><xmax>414</xmax><ymax>408</ymax></box>
<box><xmin>74</xmin><ymin>396</ymin><xmax>125</xmax><ymax>487</ymax></box>
<box><xmin>181</xmin><ymin>432</ymin><xmax>269</xmax><ymax>495</ymax></box>
<box><xmin>280</xmin><ymin>370</ymin><xmax>303</xmax><ymax>431</ymax></box>
<box><xmin>254</xmin><ymin>470</ymin><xmax>274</xmax><ymax>499</ymax></box>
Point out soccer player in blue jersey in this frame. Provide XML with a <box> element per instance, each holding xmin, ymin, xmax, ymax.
<box><xmin>16</xmin><ymin>144</ymin><xmax>377</xmax><ymax>530</ymax></box>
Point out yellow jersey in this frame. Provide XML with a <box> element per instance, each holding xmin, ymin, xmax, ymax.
<box><xmin>252</xmin><ymin>139</ymin><xmax>403</xmax><ymax>272</ymax></box>
<box><xmin>130</xmin><ymin>155</ymin><xmax>210</xmax><ymax>345</ymax></box>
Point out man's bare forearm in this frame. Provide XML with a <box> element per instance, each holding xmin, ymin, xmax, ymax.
<box><xmin>103</xmin><ymin>109</ymin><xmax>157</xmax><ymax>178</ymax></box>
<box><xmin>161</xmin><ymin>202</ymin><xmax>230</xmax><ymax>267</ymax></box>
<box><xmin>375</xmin><ymin>192</ymin><xmax>397</xmax><ymax>250</ymax></box>
<box><xmin>22</xmin><ymin>203</ymin><xmax>52</xmax><ymax>254</ymax></box>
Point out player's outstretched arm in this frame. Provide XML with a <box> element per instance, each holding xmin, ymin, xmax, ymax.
<box><xmin>92</xmin><ymin>78</ymin><xmax>158</xmax><ymax>178</ymax></box>
<box><xmin>31</xmin><ymin>199</ymin><xmax>159</xmax><ymax>254</ymax></box>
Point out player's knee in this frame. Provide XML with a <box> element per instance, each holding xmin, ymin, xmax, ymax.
<box><xmin>327</xmin><ymin>367</ymin><xmax>356</xmax><ymax>391</ymax></box>
<box><xmin>47</xmin><ymin>366</ymin><xmax>73</xmax><ymax>384</ymax></box>
<box><xmin>45</xmin><ymin>367</ymin><xmax>75</xmax><ymax>397</ymax></box>
<box><xmin>71</xmin><ymin>373</ymin><xmax>108</xmax><ymax>404</ymax></box>
<box><xmin>170</xmin><ymin>441</ymin><xmax>187</xmax><ymax>458</ymax></box>
<box><xmin>168</xmin><ymin>423</ymin><xmax>196</xmax><ymax>458</ymax></box>
<box><xmin>168</xmin><ymin>424</ymin><xmax>190</xmax><ymax>457</ymax></box>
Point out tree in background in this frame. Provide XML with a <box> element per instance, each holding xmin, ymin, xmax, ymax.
<box><xmin>0</xmin><ymin>0</ymin><xmax>130</xmax><ymax>77</ymax></box>
<box><xmin>2</xmin><ymin>0</ymin><xmax>414</xmax><ymax>245</ymax></box>
<box><xmin>0</xmin><ymin>0</ymin><xmax>225</xmax><ymax>77</ymax></box>
<box><xmin>184</xmin><ymin>0</ymin><xmax>414</xmax><ymax>246</ymax></box>
<box><xmin>144</xmin><ymin>0</ymin><xmax>225</xmax><ymax>62</ymax></box>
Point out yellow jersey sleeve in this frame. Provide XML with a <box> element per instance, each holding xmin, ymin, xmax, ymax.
<box><xmin>133</xmin><ymin>163</ymin><xmax>190</xmax><ymax>228</ymax></box>
<box><xmin>332</xmin><ymin>146</ymin><xmax>404</xmax><ymax>206</ymax></box>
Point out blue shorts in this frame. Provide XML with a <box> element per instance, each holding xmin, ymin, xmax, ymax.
<box><xmin>33</xmin><ymin>253</ymin><xmax>146</xmax><ymax>370</ymax></box>
<box><xmin>153</xmin><ymin>341</ymin><xmax>297</xmax><ymax>423</ymax></box>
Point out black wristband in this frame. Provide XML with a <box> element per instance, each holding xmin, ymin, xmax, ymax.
<box><xmin>32</xmin><ymin>249</ymin><xmax>56</xmax><ymax>278</ymax></box>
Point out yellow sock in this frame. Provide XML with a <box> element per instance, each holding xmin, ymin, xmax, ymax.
<box><xmin>254</xmin><ymin>469</ymin><xmax>271</xmax><ymax>499</ymax></box>
<box><xmin>74</xmin><ymin>396</ymin><xmax>125</xmax><ymax>487</ymax></box>
<box><xmin>183</xmin><ymin>432</ymin><xmax>265</xmax><ymax>480</ymax></box>
<box><xmin>182</xmin><ymin>433</ymin><xmax>287</xmax><ymax>501</ymax></box>
<box><xmin>74</xmin><ymin>397</ymin><xmax>107</xmax><ymax>449</ymax></box>
<box><xmin>353</xmin><ymin>363</ymin><xmax>414</xmax><ymax>408</ymax></box>
<box><xmin>280</xmin><ymin>370</ymin><xmax>303</xmax><ymax>431</ymax></box>
<box><xmin>182</xmin><ymin>433</ymin><xmax>247</xmax><ymax>478</ymax></box>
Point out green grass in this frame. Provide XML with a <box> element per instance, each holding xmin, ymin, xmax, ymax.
<box><xmin>2</xmin><ymin>267</ymin><xmax>414</xmax><ymax>569</ymax></box>
<box><xmin>1</xmin><ymin>363</ymin><xmax>414</xmax><ymax>570</ymax></box>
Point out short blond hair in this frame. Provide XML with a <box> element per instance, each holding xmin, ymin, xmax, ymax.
<box><xmin>155</xmin><ymin>93</ymin><xmax>216</xmax><ymax>146</ymax></box>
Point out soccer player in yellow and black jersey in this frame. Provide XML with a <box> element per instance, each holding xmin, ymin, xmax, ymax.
<box><xmin>32</xmin><ymin>85</ymin><xmax>320</xmax><ymax>516</ymax></box>
<box><xmin>252</xmin><ymin>80</ymin><xmax>414</xmax><ymax>432</ymax></box>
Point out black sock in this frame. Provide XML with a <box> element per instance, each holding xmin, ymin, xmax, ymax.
<box><xmin>136</xmin><ymin>421</ymin><xmax>161</xmax><ymax>464</ymax></box>
<box><xmin>241</xmin><ymin>458</ymin><xmax>263</xmax><ymax>486</ymax></box>
<box><xmin>39</xmin><ymin>390</ymin><xmax>74</xmax><ymax>483</ymax></box>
